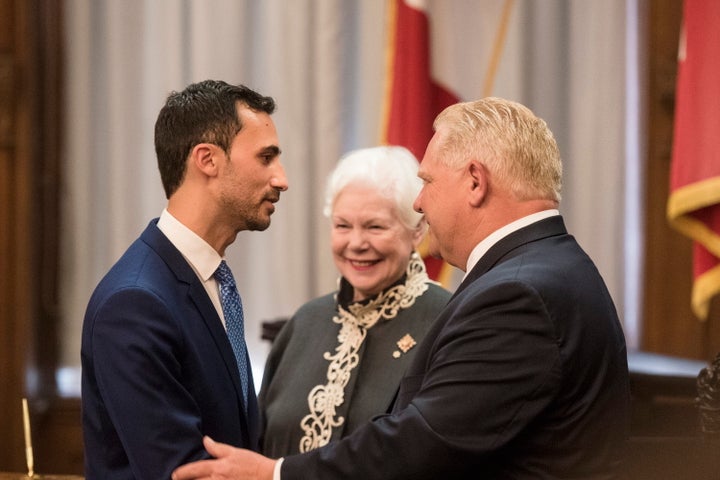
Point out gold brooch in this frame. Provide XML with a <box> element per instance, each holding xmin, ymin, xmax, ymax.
<box><xmin>393</xmin><ymin>334</ymin><xmax>417</xmax><ymax>358</ymax></box>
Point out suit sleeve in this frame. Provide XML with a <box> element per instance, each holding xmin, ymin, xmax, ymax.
<box><xmin>282</xmin><ymin>280</ymin><xmax>561</xmax><ymax>479</ymax></box>
<box><xmin>86</xmin><ymin>287</ymin><xmax>208</xmax><ymax>479</ymax></box>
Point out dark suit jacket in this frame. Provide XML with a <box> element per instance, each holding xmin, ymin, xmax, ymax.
<box><xmin>282</xmin><ymin>216</ymin><xmax>630</xmax><ymax>479</ymax></box>
<box><xmin>81</xmin><ymin>220</ymin><xmax>259</xmax><ymax>480</ymax></box>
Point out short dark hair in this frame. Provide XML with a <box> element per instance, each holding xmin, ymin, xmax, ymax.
<box><xmin>154</xmin><ymin>80</ymin><xmax>276</xmax><ymax>198</ymax></box>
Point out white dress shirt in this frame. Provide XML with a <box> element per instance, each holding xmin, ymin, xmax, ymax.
<box><xmin>157</xmin><ymin>209</ymin><xmax>228</xmax><ymax>327</ymax></box>
<box><xmin>464</xmin><ymin>209</ymin><xmax>560</xmax><ymax>278</ymax></box>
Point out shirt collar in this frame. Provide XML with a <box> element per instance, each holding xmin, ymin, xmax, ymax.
<box><xmin>157</xmin><ymin>209</ymin><xmax>223</xmax><ymax>281</ymax></box>
<box><xmin>464</xmin><ymin>209</ymin><xmax>560</xmax><ymax>277</ymax></box>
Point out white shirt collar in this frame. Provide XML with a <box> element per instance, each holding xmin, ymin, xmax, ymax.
<box><xmin>157</xmin><ymin>209</ymin><xmax>223</xmax><ymax>281</ymax></box>
<box><xmin>464</xmin><ymin>209</ymin><xmax>560</xmax><ymax>278</ymax></box>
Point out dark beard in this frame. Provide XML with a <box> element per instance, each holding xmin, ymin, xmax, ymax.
<box><xmin>244</xmin><ymin>215</ymin><xmax>271</xmax><ymax>232</ymax></box>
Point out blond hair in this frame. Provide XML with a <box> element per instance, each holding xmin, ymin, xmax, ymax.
<box><xmin>433</xmin><ymin>97</ymin><xmax>562</xmax><ymax>202</ymax></box>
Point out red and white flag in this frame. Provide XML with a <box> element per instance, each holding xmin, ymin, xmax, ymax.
<box><xmin>668</xmin><ymin>0</ymin><xmax>720</xmax><ymax>320</ymax></box>
<box><xmin>380</xmin><ymin>0</ymin><xmax>460</xmax><ymax>284</ymax></box>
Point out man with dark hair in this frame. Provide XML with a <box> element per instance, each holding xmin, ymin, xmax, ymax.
<box><xmin>82</xmin><ymin>79</ymin><xmax>288</xmax><ymax>479</ymax></box>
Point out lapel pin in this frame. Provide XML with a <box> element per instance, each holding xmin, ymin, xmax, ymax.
<box><xmin>393</xmin><ymin>333</ymin><xmax>417</xmax><ymax>358</ymax></box>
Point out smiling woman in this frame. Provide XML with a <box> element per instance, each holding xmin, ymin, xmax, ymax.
<box><xmin>330</xmin><ymin>184</ymin><xmax>421</xmax><ymax>301</ymax></box>
<box><xmin>257</xmin><ymin>146</ymin><xmax>452</xmax><ymax>458</ymax></box>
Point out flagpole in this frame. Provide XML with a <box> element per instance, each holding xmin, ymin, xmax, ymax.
<box><xmin>379</xmin><ymin>0</ymin><xmax>399</xmax><ymax>144</ymax></box>
<box><xmin>482</xmin><ymin>0</ymin><xmax>515</xmax><ymax>97</ymax></box>
<box><xmin>436</xmin><ymin>0</ymin><xmax>516</xmax><ymax>287</ymax></box>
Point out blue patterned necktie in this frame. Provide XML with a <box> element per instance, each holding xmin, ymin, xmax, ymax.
<box><xmin>214</xmin><ymin>260</ymin><xmax>251</xmax><ymax>406</ymax></box>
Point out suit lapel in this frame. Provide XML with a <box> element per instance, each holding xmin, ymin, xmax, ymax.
<box><xmin>395</xmin><ymin>216</ymin><xmax>570</xmax><ymax>412</ymax></box>
<box><xmin>453</xmin><ymin>215</ymin><xmax>568</xmax><ymax>299</ymax></box>
<box><xmin>186</xmin><ymin>281</ymin><xmax>258</xmax><ymax>446</ymax></box>
<box><xmin>139</xmin><ymin>220</ymin><xmax>256</xmax><ymax>446</ymax></box>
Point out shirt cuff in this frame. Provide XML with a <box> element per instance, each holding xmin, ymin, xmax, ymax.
<box><xmin>273</xmin><ymin>457</ymin><xmax>284</xmax><ymax>480</ymax></box>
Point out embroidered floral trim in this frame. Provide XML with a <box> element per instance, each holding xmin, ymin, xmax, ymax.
<box><xmin>298</xmin><ymin>252</ymin><xmax>432</xmax><ymax>452</ymax></box>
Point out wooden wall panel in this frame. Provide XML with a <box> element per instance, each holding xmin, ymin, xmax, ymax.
<box><xmin>0</xmin><ymin>0</ymin><xmax>31</xmax><ymax>473</ymax></box>
<box><xmin>0</xmin><ymin>0</ymin><xmax>80</xmax><ymax>475</ymax></box>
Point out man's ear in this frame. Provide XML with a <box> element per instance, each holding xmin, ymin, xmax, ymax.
<box><xmin>467</xmin><ymin>160</ymin><xmax>488</xmax><ymax>207</ymax></box>
<box><xmin>191</xmin><ymin>143</ymin><xmax>220</xmax><ymax>177</ymax></box>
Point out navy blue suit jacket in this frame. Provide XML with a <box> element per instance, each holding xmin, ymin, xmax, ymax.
<box><xmin>81</xmin><ymin>220</ymin><xmax>259</xmax><ymax>480</ymax></box>
<box><xmin>282</xmin><ymin>216</ymin><xmax>629</xmax><ymax>479</ymax></box>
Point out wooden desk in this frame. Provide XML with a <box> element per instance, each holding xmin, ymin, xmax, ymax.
<box><xmin>622</xmin><ymin>351</ymin><xmax>718</xmax><ymax>479</ymax></box>
<box><xmin>0</xmin><ymin>475</ymin><xmax>83</xmax><ymax>480</ymax></box>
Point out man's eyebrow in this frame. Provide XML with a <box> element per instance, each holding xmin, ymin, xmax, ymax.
<box><xmin>261</xmin><ymin>145</ymin><xmax>281</xmax><ymax>156</ymax></box>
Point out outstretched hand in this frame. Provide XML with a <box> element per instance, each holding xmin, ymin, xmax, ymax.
<box><xmin>172</xmin><ymin>436</ymin><xmax>276</xmax><ymax>480</ymax></box>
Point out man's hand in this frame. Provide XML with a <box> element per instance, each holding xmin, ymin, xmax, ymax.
<box><xmin>172</xmin><ymin>436</ymin><xmax>277</xmax><ymax>480</ymax></box>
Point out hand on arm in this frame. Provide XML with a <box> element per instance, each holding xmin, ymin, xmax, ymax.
<box><xmin>172</xmin><ymin>437</ymin><xmax>276</xmax><ymax>480</ymax></box>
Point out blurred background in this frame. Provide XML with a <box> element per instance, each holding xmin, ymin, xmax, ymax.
<box><xmin>1</xmin><ymin>0</ymin><xmax>718</xmax><ymax>477</ymax></box>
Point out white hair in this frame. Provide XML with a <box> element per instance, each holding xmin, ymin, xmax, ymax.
<box><xmin>323</xmin><ymin>146</ymin><xmax>424</xmax><ymax>231</ymax></box>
